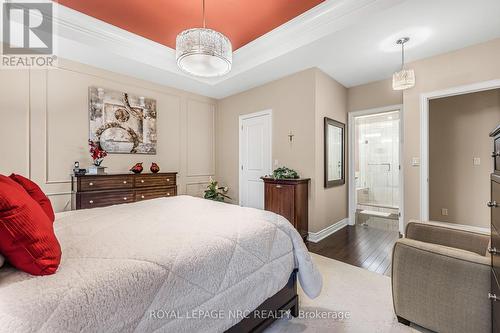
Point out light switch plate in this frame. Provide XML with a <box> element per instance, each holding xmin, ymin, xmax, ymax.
<box><xmin>441</xmin><ymin>208</ymin><xmax>448</xmax><ymax>216</ymax></box>
<box><xmin>473</xmin><ymin>157</ymin><xmax>481</xmax><ymax>166</ymax></box>
<box><xmin>412</xmin><ymin>157</ymin><xmax>420</xmax><ymax>166</ymax></box>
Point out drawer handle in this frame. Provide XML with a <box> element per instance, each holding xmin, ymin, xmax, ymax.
<box><xmin>488</xmin><ymin>247</ymin><xmax>498</xmax><ymax>255</ymax></box>
<box><xmin>89</xmin><ymin>182</ymin><xmax>93</xmax><ymax>186</ymax></box>
<box><xmin>276</xmin><ymin>185</ymin><xmax>282</xmax><ymax>189</ymax></box>
<box><xmin>123</xmin><ymin>181</ymin><xmax>127</xmax><ymax>184</ymax></box>
<box><xmin>141</xmin><ymin>195</ymin><xmax>145</xmax><ymax>199</ymax></box>
<box><xmin>492</xmin><ymin>151</ymin><xmax>500</xmax><ymax>157</ymax></box>
<box><xmin>487</xmin><ymin>201</ymin><xmax>498</xmax><ymax>208</ymax></box>
<box><xmin>167</xmin><ymin>179</ymin><xmax>170</xmax><ymax>182</ymax></box>
<box><xmin>141</xmin><ymin>180</ymin><xmax>145</xmax><ymax>183</ymax></box>
<box><xmin>489</xmin><ymin>293</ymin><xmax>499</xmax><ymax>301</ymax></box>
<box><xmin>89</xmin><ymin>200</ymin><xmax>94</xmax><ymax>204</ymax></box>
<box><xmin>167</xmin><ymin>193</ymin><xmax>171</xmax><ymax>196</ymax></box>
<box><xmin>123</xmin><ymin>197</ymin><xmax>128</xmax><ymax>201</ymax></box>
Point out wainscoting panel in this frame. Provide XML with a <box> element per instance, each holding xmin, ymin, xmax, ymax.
<box><xmin>0</xmin><ymin>70</ymin><xmax>30</xmax><ymax>176</ymax></box>
<box><xmin>186</xmin><ymin>99</ymin><xmax>215</xmax><ymax>177</ymax></box>
<box><xmin>2</xmin><ymin>58</ymin><xmax>217</xmax><ymax>212</ymax></box>
<box><xmin>186</xmin><ymin>182</ymin><xmax>210</xmax><ymax>198</ymax></box>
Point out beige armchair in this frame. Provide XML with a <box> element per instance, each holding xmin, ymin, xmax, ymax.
<box><xmin>392</xmin><ymin>222</ymin><xmax>491</xmax><ymax>333</ymax></box>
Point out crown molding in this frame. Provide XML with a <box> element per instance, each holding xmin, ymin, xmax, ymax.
<box><xmin>35</xmin><ymin>0</ymin><xmax>404</xmax><ymax>97</ymax></box>
<box><xmin>213</xmin><ymin>0</ymin><xmax>397</xmax><ymax>83</ymax></box>
<box><xmin>52</xmin><ymin>4</ymin><xmax>180</xmax><ymax>74</ymax></box>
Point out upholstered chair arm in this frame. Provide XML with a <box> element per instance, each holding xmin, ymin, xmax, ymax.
<box><xmin>405</xmin><ymin>221</ymin><xmax>490</xmax><ymax>255</ymax></box>
<box><xmin>392</xmin><ymin>238</ymin><xmax>490</xmax><ymax>333</ymax></box>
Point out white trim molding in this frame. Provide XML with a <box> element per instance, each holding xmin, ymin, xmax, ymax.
<box><xmin>348</xmin><ymin>104</ymin><xmax>404</xmax><ymax>233</ymax></box>
<box><xmin>419</xmin><ymin>79</ymin><xmax>500</xmax><ymax>221</ymax></box>
<box><xmin>308</xmin><ymin>218</ymin><xmax>349</xmax><ymax>243</ymax></box>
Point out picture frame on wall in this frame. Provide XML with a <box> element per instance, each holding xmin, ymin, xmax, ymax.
<box><xmin>88</xmin><ymin>87</ymin><xmax>157</xmax><ymax>154</ymax></box>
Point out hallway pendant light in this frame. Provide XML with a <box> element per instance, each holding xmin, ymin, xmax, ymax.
<box><xmin>176</xmin><ymin>0</ymin><xmax>232</xmax><ymax>77</ymax></box>
<box><xmin>392</xmin><ymin>37</ymin><xmax>415</xmax><ymax>90</ymax></box>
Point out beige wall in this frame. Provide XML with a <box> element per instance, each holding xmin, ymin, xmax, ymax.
<box><xmin>314</xmin><ymin>70</ymin><xmax>348</xmax><ymax>231</ymax></box>
<box><xmin>0</xmin><ymin>59</ymin><xmax>217</xmax><ymax>212</ymax></box>
<box><xmin>348</xmin><ymin>38</ymin><xmax>500</xmax><ymax>227</ymax></box>
<box><xmin>429</xmin><ymin>89</ymin><xmax>500</xmax><ymax>228</ymax></box>
<box><xmin>403</xmin><ymin>38</ymin><xmax>500</xmax><ymax>225</ymax></box>
<box><xmin>215</xmin><ymin>68</ymin><xmax>316</xmax><ymax>208</ymax></box>
<box><xmin>215</xmin><ymin>68</ymin><xmax>348</xmax><ymax>233</ymax></box>
<box><xmin>347</xmin><ymin>78</ymin><xmax>402</xmax><ymax>112</ymax></box>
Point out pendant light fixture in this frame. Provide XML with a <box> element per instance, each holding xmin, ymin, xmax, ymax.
<box><xmin>392</xmin><ymin>37</ymin><xmax>415</xmax><ymax>90</ymax></box>
<box><xmin>176</xmin><ymin>0</ymin><xmax>232</xmax><ymax>77</ymax></box>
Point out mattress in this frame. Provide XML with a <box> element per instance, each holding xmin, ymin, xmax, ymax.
<box><xmin>0</xmin><ymin>195</ymin><xmax>321</xmax><ymax>333</ymax></box>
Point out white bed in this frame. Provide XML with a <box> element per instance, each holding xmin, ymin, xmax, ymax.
<box><xmin>0</xmin><ymin>195</ymin><xmax>321</xmax><ymax>333</ymax></box>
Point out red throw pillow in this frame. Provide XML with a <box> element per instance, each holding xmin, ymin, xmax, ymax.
<box><xmin>0</xmin><ymin>175</ymin><xmax>61</xmax><ymax>275</ymax></box>
<box><xmin>9</xmin><ymin>174</ymin><xmax>55</xmax><ymax>223</ymax></box>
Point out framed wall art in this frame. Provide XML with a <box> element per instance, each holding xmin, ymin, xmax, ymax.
<box><xmin>89</xmin><ymin>87</ymin><xmax>157</xmax><ymax>154</ymax></box>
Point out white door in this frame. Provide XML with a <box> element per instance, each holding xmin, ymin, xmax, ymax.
<box><xmin>239</xmin><ymin>111</ymin><xmax>272</xmax><ymax>209</ymax></box>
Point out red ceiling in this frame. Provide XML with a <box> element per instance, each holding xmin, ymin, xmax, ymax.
<box><xmin>55</xmin><ymin>0</ymin><xmax>325</xmax><ymax>50</ymax></box>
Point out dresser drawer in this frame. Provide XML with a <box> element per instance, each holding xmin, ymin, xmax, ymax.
<box><xmin>264</xmin><ymin>183</ymin><xmax>295</xmax><ymax>225</ymax></box>
<box><xmin>79</xmin><ymin>190</ymin><xmax>135</xmax><ymax>209</ymax></box>
<box><xmin>135</xmin><ymin>174</ymin><xmax>175</xmax><ymax>188</ymax></box>
<box><xmin>80</xmin><ymin>176</ymin><xmax>134</xmax><ymax>192</ymax></box>
<box><xmin>492</xmin><ymin>268</ymin><xmax>500</xmax><ymax>332</ymax></box>
<box><xmin>492</xmin><ymin>224</ymin><xmax>500</xmax><ymax>274</ymax></box>
<box><xmin>493</xmin><ymin>177</ymin><xmax>500</xmax><ymax>232</ymax></box>
<box><xmin>135</xmin><ymin>187</ymin><xmax>176</xmax><ymax>201</ymax></box>
<box><xmin>494</xmin><ymin>136</ymin><xmax>500</xmax><ymax>172</ymax></box>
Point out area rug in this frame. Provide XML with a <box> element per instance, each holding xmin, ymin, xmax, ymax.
<box><xmin>266</xmin><ymin>253</ymin><xmax>430</xmax><ymax>332</ymax></box>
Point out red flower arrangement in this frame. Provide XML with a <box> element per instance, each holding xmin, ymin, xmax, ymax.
<box><xmin>88</xmin><ymin>140</ymin><xmax>107</xmax><ymax>166</ymax></box>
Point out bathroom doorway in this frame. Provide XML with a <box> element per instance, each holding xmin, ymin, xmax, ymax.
<box><xmin>348</xmin><ymin>105</ymin><xmax>403</xmax><ymax>234</ymax></box>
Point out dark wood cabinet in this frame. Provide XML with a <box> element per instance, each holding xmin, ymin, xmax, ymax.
<box><xmin>72</xmin><ymin>172</ymin><xmax>177</xmax><ymax>210</ymax></box>
<box><xmin>490</xmin><ymin>124</ymin><xmax>500</xmax><ymax>332</ymax></box>
<box><xmin>262</xmin><ymin>178</ymin><xmax>310</xmax><ymax>241</ymax></box>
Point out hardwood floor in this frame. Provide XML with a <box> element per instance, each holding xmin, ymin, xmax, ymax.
<box><xmin>307</xmin><ymin>225</ymin><xmax>399</xmax><ymax>276</ymax></box>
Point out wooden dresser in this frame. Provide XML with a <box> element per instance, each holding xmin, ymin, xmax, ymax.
<box><xmin>262</xmin><ymin>178</ymin><xmax>310</xmax><ymax>241</ymax></box>
<box><xmin>72</xmin><ymin>172</ymin><xmax>177</xmax><ymax>210</ymax></box>
<box><xmin>489</xmin><ymin>124</ymin><xmax>500</xmax><ymax>331</ymax></box>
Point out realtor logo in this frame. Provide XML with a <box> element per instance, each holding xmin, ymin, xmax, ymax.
<box><xmin>2</xmin><ymin>1</ymin><xmax>56</xmax><ymax>67</ymax></box>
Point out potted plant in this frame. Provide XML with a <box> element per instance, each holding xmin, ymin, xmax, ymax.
<box><xmin>271</xmin><ymin>166</ymin><xmax>299</xmax><ymax>179</ymax></box>
<box><xmin>88</xmin><ymin>140</ymin><xmax>108</xmax><ymax>175</ymax></box>
<box><xmin>204</xmin><ymin>177</ymin><xmax>231</xmax><ymax>202</ymax></box>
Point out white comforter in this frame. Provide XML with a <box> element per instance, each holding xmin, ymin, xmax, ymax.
<box><xmin>0</xmin><ymin>196</ymin><xmax>321</xmax><ymax>333</ymax></box>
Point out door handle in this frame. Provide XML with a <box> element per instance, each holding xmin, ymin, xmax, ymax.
<box><xmin>492</xmin><ymin>151</ymin><xmax>500</xmax><ymax>157</ymax></box>
<box><xmin>489</xmin><ymin>293</ymin><xmax>499</xmax><ymax>301</ymax></box>
<box><xmin>487</xmin><ymin>201</ymin><xmax>498</xmax><ymax>208</ymax></box>
<box><xmin>488</xmin><ymin>247</ymin><xmax>499</xmax><ymax>255</ymax></box>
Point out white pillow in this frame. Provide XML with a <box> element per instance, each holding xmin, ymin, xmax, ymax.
<box><xmin>0</xmin><ymin>254</ymin><xmax>4</xmax><ymax>268</ymax></box>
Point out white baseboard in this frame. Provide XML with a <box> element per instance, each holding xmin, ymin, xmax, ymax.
<box><xmin>308</xmin><ymin>218</ymin><xmax>349</xmax><ymax>243</ymax></box>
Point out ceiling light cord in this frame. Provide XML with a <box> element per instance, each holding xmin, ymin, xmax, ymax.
<box><xmin>396</xmin><ymin>37</ymin><xmax>409</xmax><ymax>70</ymax></box>
<box><xmin>202</xmin><ymin>0</ymin><xmax>206</xmax><ymax>28</ymax></box>
<box><xmin>401</xmin><ymin>42</ymin><xmax>405</xmax><ymax>69</ymax></box>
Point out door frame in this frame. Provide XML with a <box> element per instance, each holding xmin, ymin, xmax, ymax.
<box><xmin>420</xmin><ymin>79</ymin><xmax>500</xmax><ymax>221</ymax></box>
<box><xmin>348</xmin><ymin>104</ymin><xmax>404</xmax><ymax>233</ymax></box>
<box><xmin>238</xmin><ymin>109</ymin><xmax>273</xmax><ymax>206</ymax></box>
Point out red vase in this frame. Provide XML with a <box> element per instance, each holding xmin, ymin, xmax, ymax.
<box><xmin>150</xmin><ymin>162</ymin><xmax>160</xmax><ymax>173</ymax></box>
<box><xmin>130</xmin><ymin>163</ymin><xmax>143</xmax><ymax>174</ymax></box>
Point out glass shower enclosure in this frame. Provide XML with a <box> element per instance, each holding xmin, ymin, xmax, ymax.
<box><xmin>354</xmin><ymin>111</ymin><xmax>400</xmax><ymax>229</ymax></box>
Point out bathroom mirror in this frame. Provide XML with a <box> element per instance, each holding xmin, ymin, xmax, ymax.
<box><xmin>324</xmin><ymin>117</ymin><xmax>345</xmax><ymax>187</ymax></box>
